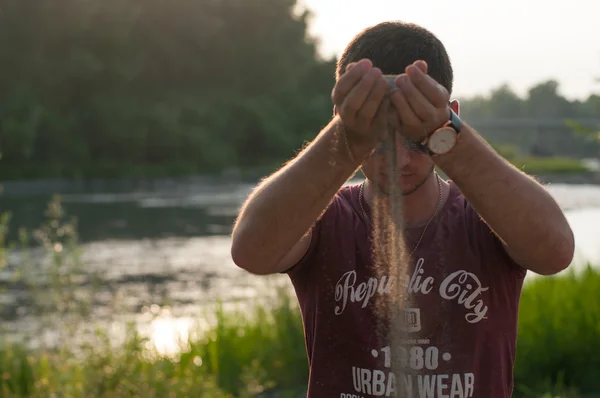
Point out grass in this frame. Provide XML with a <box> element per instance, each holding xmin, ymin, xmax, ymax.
<box><xmin>0</xmin><ymin>296</ymin><xmax>308</xmax><ymax>398</ymax></box>
<box><xmin>0</xmin><ymin>198</ymin><xmax>599</xmax><ymax>397</ymax></box>
<box><xmin>513</xmin><ymin>156</ymin><xmax>591</xmax><ymax>175</ymax></box>
<box><xmin>514</xmin><ymin>265</ymin><xmax>600</xmax><ymax>398</ymax></box>
<box><xmin>491</xmin><ymin>143</ymin><xmax>592</xmax><ymax>175</ymax></box>
<box><xmin>194</xmin><ymin>296</ymin><xmax>308</xmax><ymax>397</ymax></box>
<box><xmin>0</xmin><ymin>326</ymin><xmax>229</xmax><ymax>398</ymax></box>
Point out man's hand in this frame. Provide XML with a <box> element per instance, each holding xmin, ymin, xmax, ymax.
<box><xmin>331</xmin><ymin>59</ymin><xmax>391</xmax><ymax>161</ymax></box>
<box><xmin>388</xmin><ymin>60</ymin><xmax>451</xmax><ymax>142</ymax></box>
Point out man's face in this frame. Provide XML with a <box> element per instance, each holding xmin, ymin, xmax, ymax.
<box><xmin>360</xmin><ymin>134</ymin><xmax>435</xmax><ymax>196</ymax></box>
<box><xmin>359</xmin><ymin>99</ymin><xmax>459</xmax><ymax>196</ymax></box>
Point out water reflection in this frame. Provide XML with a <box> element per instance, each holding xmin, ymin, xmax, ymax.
<box><xmin>143</xmin><ymin>312</ymin><xmax>197</xmax><ymax>357</ymax></box>
<box><xmin>566</xmin><ymin>207</ymin><xmax>600</xmax><ymax>267</ymax></box>
<box><xmin>140</xmin><ymin>300</ymin><xmax>273</xmax><ymax>357</ymax></box>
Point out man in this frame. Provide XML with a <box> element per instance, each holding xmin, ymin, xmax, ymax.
<box><xmin>230</xmin><ymin>21</ymin><xmax>574</xmax><ymax>397</ymax></box>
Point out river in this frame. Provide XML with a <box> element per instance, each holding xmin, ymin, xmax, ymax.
<box><xmin>0</xmin><ymin>177</ymin><xmax>599</xmax><ymax>355</ymax></box>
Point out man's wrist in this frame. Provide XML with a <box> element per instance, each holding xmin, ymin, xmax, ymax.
<box><xmin>335</xmin><ymin>117</ymin><xmax>375</xmax><ymax>166</ymax></box>
<box><xmin>431</xmin><ymin>123</ymin><xmax>477</xmax><ymax>166</ymax></box>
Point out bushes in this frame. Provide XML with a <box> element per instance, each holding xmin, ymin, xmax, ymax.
<box><xmin>491</xmin><ymin>142</ymin><xmax>590</xmax><ymax>175</ymax></box>
<box><xmin>0</xmin><ymin>327</ymin><xmax>231</xmax><ymax>398</ymax></box>
<box><xmin>513</xmin><ymin>157</ymin><xmax>591</xmax><ymax>175</ymax></box>
<box><xmin>513</xmin><ymin>265</ymin><xmax>600</xmax><ymax>397</ymax></box>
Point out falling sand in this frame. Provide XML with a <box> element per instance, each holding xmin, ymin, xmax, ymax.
<box><xmin>332</xmin><ymin>74</ymin><xmax>415</xmax><ymax>395</ymax></box>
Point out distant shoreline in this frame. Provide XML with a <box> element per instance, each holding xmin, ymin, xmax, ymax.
<box><xmin>0</xmin><ymin>171</ymin><xmax>599</xmax><ymax>197</ymax></box>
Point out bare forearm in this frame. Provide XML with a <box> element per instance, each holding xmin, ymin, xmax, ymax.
<box><xmin>434</xmin><ymin>125</ymin><xmax>574</xmax><ymax>274</ymax></box>
<box><xmin>231</xmin><ymin>116</ymin><xmax>360</xmax><ymax>272</ymax></box>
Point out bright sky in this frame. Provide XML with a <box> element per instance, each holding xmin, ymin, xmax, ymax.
<box><xmin>299</xmin><ymin>0</ymin><xmax>600</xmax><ymax>101</ymax></box>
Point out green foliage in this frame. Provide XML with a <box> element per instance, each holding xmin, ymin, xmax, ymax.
<box><xmin>512</xmin><ymin>156</ymin><xmax>590</xmax><ymax>174</ymax></box>
<box><xmin>0</xmin><ymin>326</ymin><xmax>232</xmax><ymax>398</ymax></box>
<box><xmin>490</xmin><ymin>142</ymin><xmax>590</xmax><ymax>174</ymax></box>
<box><xmin>0</xmin><ymin>0</ymin><xmax>598</xmax><ymax>180</ymax></box>
<box><xmin>514</xmin><ymin>266</ymin><xmax>600</xmax><ymax>397</ymax></box>
<box><xmin>0</xmin><ymin>212</ymin><xmax>10</xmax><ymax>271</ymax></box>
<box><xmin>565</xmin><ymin>119</ymin><xmax>600</xmax><ymax>143</ymax></box>
<box><xmin>192</xmin><ymin>294</ymin><xmax>308</xmax><ymax>397</ymax></box>
<box><xmin>493</xmin><ymin>143</ymin><xmax>520</xmax><ymax>161</ymax></box>
<box><xmin>0</xmin><ymin>0</ymin><xmax>336</xmax><ymax>180</ymax></box>
<box><xmin>461</xmin><ymin>83</ymin><xmax>600</xmax><ymax>160</ymax></box>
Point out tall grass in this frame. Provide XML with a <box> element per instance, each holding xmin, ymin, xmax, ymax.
<box><xmin>0</xmin><ymin>325</ymin><xmax>230</xmax><ymax>397</ymax></box>
<box><xmin>193</xmin><ymin>296</ymin><xmax>307</xmax><ymax>397</ymax></box>
<box><xmin>0</xmin><ymin>197</ymin><xmax>599</xmax><ymax>397</ymax></box>
<box><xmin>0</xmin><ymin>296</ymin><xmax>307</xmax><ymax>397</ymax></box>
<box><xmin>514</xmin><ymin>265</ymin><xmax>600</xmax><ymax>398</ymax></box>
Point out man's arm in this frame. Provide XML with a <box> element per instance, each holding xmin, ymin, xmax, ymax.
<box><xmin>231</xmin><ymin>59</ymin><xmax>389</xmax><ymax>275</ymax></box>
<box><xmin>230</xmin><ymin>116</ymin><xmax>358</xmax><ymax>275</ymax></box>
<box><xmin>390</xmin><ymin>60</ymin><xmax>574</xmax><ymax>275</ymax></box>
<box><xmin>433</xmin><ymin>125</ymin><xmax>575</xmax><ymax>275</ymax></box>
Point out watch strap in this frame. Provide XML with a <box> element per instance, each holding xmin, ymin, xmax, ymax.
<box><xmin>447</xmin><ymin>108</ymin><xmax>462</xmax><ymax>133</ymax></box>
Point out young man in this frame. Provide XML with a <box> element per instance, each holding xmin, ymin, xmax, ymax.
<box><xmin>230</xmin><ymin>21</ymin><xmax>574</xmax><ymax>397</ymax></box>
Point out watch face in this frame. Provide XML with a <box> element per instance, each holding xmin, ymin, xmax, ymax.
<box><xmin>428</xmin><ymin>127</ymin><xmax>457</xmax><ymax>155</ymax></box>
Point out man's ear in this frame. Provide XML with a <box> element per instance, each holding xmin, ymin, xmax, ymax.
<box><xmin>450</xmin><ymin>99</ymin><xmax>460</xmax><ymax>116</ymax></box>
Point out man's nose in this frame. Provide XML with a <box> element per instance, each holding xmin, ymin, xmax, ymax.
<box><xmin>394</xmin><ymin>135</ymin><xmax>412</xmax><ymax>169</ymax></box>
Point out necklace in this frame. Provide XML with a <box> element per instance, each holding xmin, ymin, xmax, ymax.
<box><xmin>359</xmin><ymin>173</ymin><xmax>443</xmax><ymax>257</ymax></box>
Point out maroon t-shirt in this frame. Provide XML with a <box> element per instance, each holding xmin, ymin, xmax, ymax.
<box><xmin>286</xmin><ymin>181</ymin><xmax>527</xmax><ymax>398</ymax></box>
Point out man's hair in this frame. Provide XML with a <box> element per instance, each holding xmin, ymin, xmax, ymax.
<box><xmin>336</xmin><ymin>21</ymin><xmax>453</xmax><ymax>94</ymax></box>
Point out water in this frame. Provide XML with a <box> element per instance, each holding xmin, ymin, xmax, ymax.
<box><xmin>562</xmin><ymin>207</ymin><xmax>600</xmax><ymax>267</ymax></box>
<box><xmin>1</xmin><ymin>178</ymin><xmax>599</xmax><ymax>355</ymax></box>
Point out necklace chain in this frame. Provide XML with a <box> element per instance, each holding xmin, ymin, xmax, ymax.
<box><xmin>358</xmin><ymin>174</ymin><xmax>443</xmax><ymax>257</ymax></box>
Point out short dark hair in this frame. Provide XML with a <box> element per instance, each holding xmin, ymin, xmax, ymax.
<box><xmin>336</xmin><ymin>21</ymin><xmax>454</xmax><ymax>94</ymax></box>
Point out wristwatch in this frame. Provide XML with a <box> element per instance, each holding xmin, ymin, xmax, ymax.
<box><xmin>417</xmin><ymin>108</ymin><xmax>463</xmax><ymax>156</ymax></box>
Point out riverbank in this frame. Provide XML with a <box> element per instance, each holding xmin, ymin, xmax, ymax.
<box><xmin>0</xmin><ymin>155</ymin><xmax>598</xmax><ymax>196</ymax></box>
<box><xmin>0</xmin><ymin>168</ymin><xmax>600</xmax><ymax>200</ymax></box>
<box><xmin>0</xmin><ymin>266</ymin><xmax>598</xmax><ymax>398</ymax></box>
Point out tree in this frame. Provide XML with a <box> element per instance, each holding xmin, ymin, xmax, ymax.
<box><xmin>526</xmin><ymin>80</ymin><xmax>575</xmax><ymax>118</ymax></box>
<box><xmin>0</xmin><ymin>0</ymin><xmax>336</xmax><ymax>179</ymax></box>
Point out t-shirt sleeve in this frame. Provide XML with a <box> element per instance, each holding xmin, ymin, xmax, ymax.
<box><xmin>283</xmin><ymin>219</ymin><xmax>322</xmax><ymax>278</ymax></box>
<box><xmin>463</xmin><ymin>200</ymin><xmax>527</xmax><ymax>278</ymax></box>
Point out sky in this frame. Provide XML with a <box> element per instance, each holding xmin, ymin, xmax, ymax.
<box><xmin>298</xmin><ymin>0</ymin><xmax>600</xmax><ymax>101</ymax></box>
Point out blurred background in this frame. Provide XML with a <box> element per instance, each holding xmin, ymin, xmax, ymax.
<box><xmin>0</xmin><ymin>0</ymin><xmax>599</xmax><ymax>397</ymax></box>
